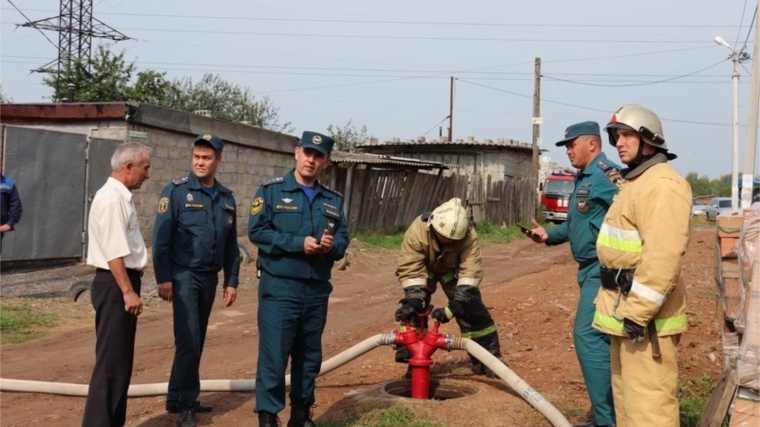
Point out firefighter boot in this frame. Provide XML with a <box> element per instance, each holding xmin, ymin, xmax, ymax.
<box><xmin>470</xmin><ymin>331</ymin><xmax>502</xmax><ymax>378</ymax></box>
<box><xmin>287</xmin><ymin>403</ymin><xmax>316</xmax><ymax>427</ymax></box>
<box><xmin>258</xmin><ymin>412</ymin><xmax>281</xmax><ymax>427</ymax></box>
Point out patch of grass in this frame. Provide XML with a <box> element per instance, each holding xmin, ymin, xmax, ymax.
<box><xmin>691</xmin><ymin>215</ymin><xmax>711</xmax><ymax>227</ymax></box>
<box><xmin>474</xmin><ymin>220</ymin><xmax>527</xmax><ymax>245</ymax></box>
<box><xmin>319</xmin><ymin>404</ymin><xmax>444</xmax><ymax>427</ymax></box>
<box><xmin>679</xmin><ymin>375</ymin><xmax>729</xmax><ymax>427</ymax></box>
<box><xmin>0</xmin><ymin>304</ymin><xmax>58</xmax><ymax>343</ymax></box>
<box><xmin>354</xmin><ymin>231</ymin><xmax>405</xmax><ymax>250</ymax></box>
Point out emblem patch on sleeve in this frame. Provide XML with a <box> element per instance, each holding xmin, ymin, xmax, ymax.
<box><xmin>577</xmin><ymin>198</ymin><xmax>589</xmax><ymax>213</ymax></box>
<box><xmin>251</xmin><ymin>196</ymin><xmax>264</xmax><ymax>215</ymax></box>
<box><xmin>158</xmin><ymin>197</ymin><xmax>169</xmax><ymax>214</ymax></box>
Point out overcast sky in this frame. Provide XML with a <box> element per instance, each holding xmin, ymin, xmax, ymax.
<box><xmin>2</xmin><ymin>0</ymin><xmax>758</xmax><ymax>179</ymax></box>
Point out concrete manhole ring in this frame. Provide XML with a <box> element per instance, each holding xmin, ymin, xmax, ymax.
<box><xmin>380</xmin><ymin>378</ymin><xmax>483</xmax><ymax>401</ymax></box>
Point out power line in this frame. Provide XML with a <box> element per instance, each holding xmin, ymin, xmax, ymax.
<box><xmin>541</xmin><ymin>59</ymin><xmax>727</xmax><ymax>87</ymax></box>
<box><xmin>0</xmin><ymin>8</ymin><xmax>746</xmax><ymax>28</ymax></box>
<box><xmin>5</xmin><ymin>1</ymin><xmax>57</xmax><ymax>50</ymax></box>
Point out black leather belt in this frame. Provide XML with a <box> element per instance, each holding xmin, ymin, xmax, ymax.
<box><xmin>599</xmin><ymin>266</ymin><xmax>634</xmax><ymax>294</ymax></box>
<box><xmin>96</xmin><ymin>267</ymin><xmax>144</xmax><ymax>278</ymax></box>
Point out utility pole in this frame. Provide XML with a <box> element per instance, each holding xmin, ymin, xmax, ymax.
<box><xmin>741</xmin><ymin>3</ymin><xmax>760</xmax><ymax>207</ymax></box>
<box><xmin>714</xmin><ymin>35</ymin><xmax>749</xmax><ymax>209</ymax></box>
<box><xmin>532</xmin><ymin>58</ymin><xmax>542</xmax><ymax>183</ymax></box>
<box><xmin>448</xmin><ymin>76</ymin><xmax>454</xmax><ymax>142</ymax></box>
<box><xmin>20</xmin><ymin>0</ymin><xmax>129</xmax><ymax>74</ymax></box>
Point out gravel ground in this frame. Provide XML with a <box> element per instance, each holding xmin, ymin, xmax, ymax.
<box><xmin>0</xmin><ymin>242</ymin><xmax>257</xmax><ymax>303</ymax></box>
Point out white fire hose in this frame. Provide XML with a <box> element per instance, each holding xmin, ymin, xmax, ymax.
<box><xmin>0</xmin><ymin>333</ymin><xmax>571</xmax><ymax>427</ymax></box>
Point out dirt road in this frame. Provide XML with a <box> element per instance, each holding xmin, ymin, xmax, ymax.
<box><xmin>0</xmin><ymin>228</ymin><xmax>723</xmax><ymax>426</ymax></box>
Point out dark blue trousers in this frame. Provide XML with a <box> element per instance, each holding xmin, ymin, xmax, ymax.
<box><xmin>254</xmin><ymin>271</ymin><xmax>331</xmax><ymax>415</ymax></box>
<box><xmin>167</xmin><ymin>269</ymin><xmax>217</xmax><ymax>410</ymax></box>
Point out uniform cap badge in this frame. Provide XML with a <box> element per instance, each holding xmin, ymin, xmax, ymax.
<box><xmin>312</xmin><ymin>135</ymin><xmax>322</xmax><ymax>145</ymax></box>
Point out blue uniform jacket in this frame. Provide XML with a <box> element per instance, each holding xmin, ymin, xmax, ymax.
<box><xmin>546</xmin><ymin>153</ymin><xmax>622</xmax><ymax>267</ymax></box>
<box><xmin>248</xmin><ymin>169</ymin><xmax>349</xmax><ymax>281</ymax></box>
<box><xmin>1</xmin><ymin>174</ymin><xmax>22</xmax><ymax>229</ymax></box>
<box><xmin>152</xmin><ymin>172</ymin><xmax>240</xmax><ymax>287</ymax></box>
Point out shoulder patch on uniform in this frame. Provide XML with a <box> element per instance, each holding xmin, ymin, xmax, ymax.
<box><xmin>322</xmin><ymin>184</ymin><xmax>343</xmax><ymax>198</ymax></box>
<box><xmin>251</xmin><ymin>196</ymin><xmax>264</xmax><ymax>215</ymax></box>
<box><xmin>609</xmin><ymin>174</ymin><xmax>624</xmax><ymax>189</ymax></box>
<box><xmin>157</xmin><ymin>197</ymin><xmax>169</xmax><ymax>214</ymax></box>
<box><xmin>172</xmin><ymin>176</ymin><xmax>189</xmax><ymax>186</ymax></box>
<box><xmin>261</xmin><ymin>177</ymin><xmax>284</xmax><ymax>186</ymax></box>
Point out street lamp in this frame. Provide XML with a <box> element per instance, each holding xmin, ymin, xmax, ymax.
<box><xmin>714</xmin><ymin>36</ymin><xmax>749</xmax><ymax>209</ymax></box>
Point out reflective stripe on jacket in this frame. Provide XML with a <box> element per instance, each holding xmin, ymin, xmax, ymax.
<box><xmin>397</xmin><ymin>216</ymin><xmax>483</xmax><ymax>289</ymax></box>
<box><xmin>594</xmin><ymin>162</ymin><xmax>691</xmax><ymax>337</ymax></box>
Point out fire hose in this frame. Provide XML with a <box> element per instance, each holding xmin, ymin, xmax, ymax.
<box><xmin>0</xmin><ymin>332</ymin><xmax>571</xmax><ymax>427</ymax></box>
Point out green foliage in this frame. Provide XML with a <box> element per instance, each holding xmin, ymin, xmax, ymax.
<box><xmin>328</xmin><ymin>119</ymin><xmax>371</xmax><ymax>152</ymax></box>
<box><xmin>42</xmin><ymin>46</ymin><xmax>292</xmax><ymax>133</ymax></box>
<box><xmin>319</xmin><ymin>405</ymin><xmax>442</xmax><ymax>427</ymax></box>
<box><xmin>474</xmin><ymin>220</ymin><xmax>527</xmax><ymax>244</ymax></box>
<box><xmin>354</xmin><ymin>231</ymin><xmax>405</xmax><ymax>249</ymax></box>
<box><xmin>44</xmin><ymin>45</ymin><xmax>136</xmax><ymax>102</ymax></box>
<box><xmin>0</xmin><ymin>85</ymin><xmax>12</xmax><ymax>104</ymax></box>
<box><xmin>0</xmin><ymin>305</ymin><xmax>57</xmax><ymax>343</ymax></box>
<box><xmin>678</xmin><ymin>375</ymin><xmax>729</xmax><ymax>427</ymax></box>
<box><xmin>685</xmin><ymin>172</ymin><xmax>731</xmax><ymax>198</ymax></box>
<box><xmin>165</xmin><ymin>73</ymin><xmax>294</xmax><ymax>133</ymax></box>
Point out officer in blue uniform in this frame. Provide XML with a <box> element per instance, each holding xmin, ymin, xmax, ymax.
<box><xmin>527</xmin><ymin>121</ymin><xmax>622</xmax><ymax>427</ymax></box>
<box><xmin>152</xmin><ymin>134</ymin><xmax>240</xmax><ymax>427</ymax></box>
<box><xmin>249</xmin><ymin>131</ymin><xmax>349</xmax><ymax>427</ymax></box>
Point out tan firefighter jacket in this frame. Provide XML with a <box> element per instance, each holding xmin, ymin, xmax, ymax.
<box><xmin>594</xmin><ymin>159</ymin><xmax>691</xmax><ymax>337</ymax></box>
<box><xmin>397</xmin><ymin>215</ymin><xmax>483</xmax><ymax>290</ymax></box>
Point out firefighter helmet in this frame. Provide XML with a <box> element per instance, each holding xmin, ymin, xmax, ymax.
<box><xmin>605</xmin><ymin>104</ymin><xmax>676</xmax><ymax>159</ymax></box>
<box><xmin>430</xmin><ymin>198</ymin><xmax>469</xmax><ymax>241</ymax></box>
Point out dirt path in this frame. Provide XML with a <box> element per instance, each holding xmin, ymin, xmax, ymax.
<box><xmin>0</xmin><ymin>228</ymin><xmax>724</xmax><ymax>427</ymax></box>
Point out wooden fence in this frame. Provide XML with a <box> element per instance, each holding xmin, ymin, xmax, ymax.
<box><xmin>323</xmin><ymin>166</ymin><xmax>536</xmax><ymax>234</ymax></box>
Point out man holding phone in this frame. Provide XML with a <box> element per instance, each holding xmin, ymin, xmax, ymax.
<box><xmin>248</xmin><ymin>131</ymin><xmax>349</xmax><ymax>427</ymax></box>
<box><xmin>526</xmin><ymin>121</ymin><xmax>622</xmax><ymax>427</ymax></box>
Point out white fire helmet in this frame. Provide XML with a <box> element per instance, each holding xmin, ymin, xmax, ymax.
<box><xmin>605</xmin><ymin>103</ymin><xmax>676</xmax><ymax>160</ymax></box>
<box><xmin>430</xmin><ymin>197</ymin><xmax>469</xmax><ymax>241</ymax></box>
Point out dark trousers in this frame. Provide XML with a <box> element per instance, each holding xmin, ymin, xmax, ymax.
<box><xmin>82</xmin><ymin>269</ymin><xmax>141</xmax><ymax>427</ymax></box>
<box><xmin>167</xmin><ymin>269</ymin><xmax>218</xmax><ymax>410</ymax></box>
<box><xmin>254</xmin><ymin>271</ymin><xmax>331</xmax><ymax>415</ymax></box>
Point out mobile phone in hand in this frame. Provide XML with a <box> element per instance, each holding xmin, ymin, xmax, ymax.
<box><xmin>517</xmin><ymin>223</ymin><xmax>532</xmax><ymax>234</ymax></box>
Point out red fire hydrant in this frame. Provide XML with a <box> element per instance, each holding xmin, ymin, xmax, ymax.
<box><xmin>394</xmin><ymin>312</ymin><xmax>452</xmax><ymax>399</ymax></box>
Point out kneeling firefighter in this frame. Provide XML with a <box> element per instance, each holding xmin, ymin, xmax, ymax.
<box><xmin>394</xmin><ymin>197</ymin><xmax>502</xmax><ymax>378</ymax></box>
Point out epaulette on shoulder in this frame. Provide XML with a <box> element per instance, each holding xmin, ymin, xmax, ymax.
<box><xmin>322</xmin><ymin>184</ymin><xmax>343</xmax><ymax>198</ymax></box>
<box><xmin>596</xmin><ymin>160</ymin><xmax>619</xmax><ymax>174</ymax></box>
<box><xmin>172</xmin><ymin>176</ymin><xmax>189</xmax><ymax>186</ymax></box>
<box><xmin>261</xmin><ymin>177</ymin><xmax>285</xmax><ymax>186</ymax></box>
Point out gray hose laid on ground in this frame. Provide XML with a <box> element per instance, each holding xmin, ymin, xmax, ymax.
<box><xmin>0</xmin><ymin>333</ymin><xmax>571</xmax><ymax>427</ymax></box>
<box><xmin>0</xmin><ymin>334</ymin><xmax>395</xmax><ymax>397</ymax></box>
<box><xmin>455</xmin><ymin>337</ymin><xmax>572</xmax><ymax>427</ymax></box>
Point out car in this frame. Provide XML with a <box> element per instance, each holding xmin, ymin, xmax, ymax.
<box><xmin>691</xmin><ymin>198</ymin><xmax>707</xmax><ymax>217</ymax></box>
<box><xmin>705</xmin><ymin>197</ymin><xmax>733</xmax><ymax>222</ymax></box>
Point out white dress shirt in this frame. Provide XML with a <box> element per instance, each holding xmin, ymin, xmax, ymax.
<box><xmin>86</xmin><ymin>177</ymin><xmax>147</xmax><ymax>270</ymax></box>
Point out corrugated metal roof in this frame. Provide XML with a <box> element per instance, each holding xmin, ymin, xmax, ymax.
<box><xmin>359</xmin><ymin>136</ymin><xmax>532</xmax><ymax>150</ymax></box>
<box><xmin>330</xmin><ymin>151</ymin><xmax>450</xmax><ymax>169</ymax></box>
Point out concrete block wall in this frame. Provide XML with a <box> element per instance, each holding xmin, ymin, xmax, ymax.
<box><xmin>122</xmin><ymin>126</ymin><xmax>295</xmax><ymax>243</ymax></box>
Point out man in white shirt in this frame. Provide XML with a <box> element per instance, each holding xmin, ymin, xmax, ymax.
<box><xmin>82</xmin><ymin>142</ymin><xmax>151</xmax><ymax>427</ymax></box>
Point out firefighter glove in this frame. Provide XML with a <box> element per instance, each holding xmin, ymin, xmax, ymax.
<box><xmin>431</xmin><ymin>299</ymin><xmax>464</xmax><ymax>324</ymax></box>
<box><xmin>623</xmin><ymin>318</ymin><xmax>646</xmax><ymax>343</ymax></box>
<box><xmin>395</xmin><ymin>295</ymin><xmax>426</xmax><ymax>322</ymax></box>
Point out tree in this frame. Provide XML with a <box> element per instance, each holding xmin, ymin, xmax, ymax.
<box><xmin>685</xmin><ymin>172</ymin><xmax>730</xmax><ymax>197</ymax></box>
<box><xmin>0</xmin><ymin>85</ymin><xmax>12</xmax><ymax>104</ymax></box>
<box><xmin>164</xmin><ymin>73</ymin><xmax>294</xmax><ymax>133</ymax></box>
<box><xmin>327</xmin><ymin>120</ymin><xmax>370</xmax><ymax>152</ymax></box>
<box><xmin>42</xmin><ymin>46</ymin><xmax>293</xmax><ymax>133</ymax></box>
<box><xmin>44</xmin><ymin>45</ymin><xmax>136</xmax><ymax>102</ymax></box>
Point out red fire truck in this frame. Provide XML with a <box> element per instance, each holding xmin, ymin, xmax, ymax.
<box><xmin>540</xmin><ymin>172</ymin><xmax>575</xmax><ymax>223</ymax></box>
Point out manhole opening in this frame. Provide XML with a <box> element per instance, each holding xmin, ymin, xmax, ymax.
<box><xmin>381</xmin><ymin>379</ymin><xmax>481</xmax><ymax>401</ymax></box>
